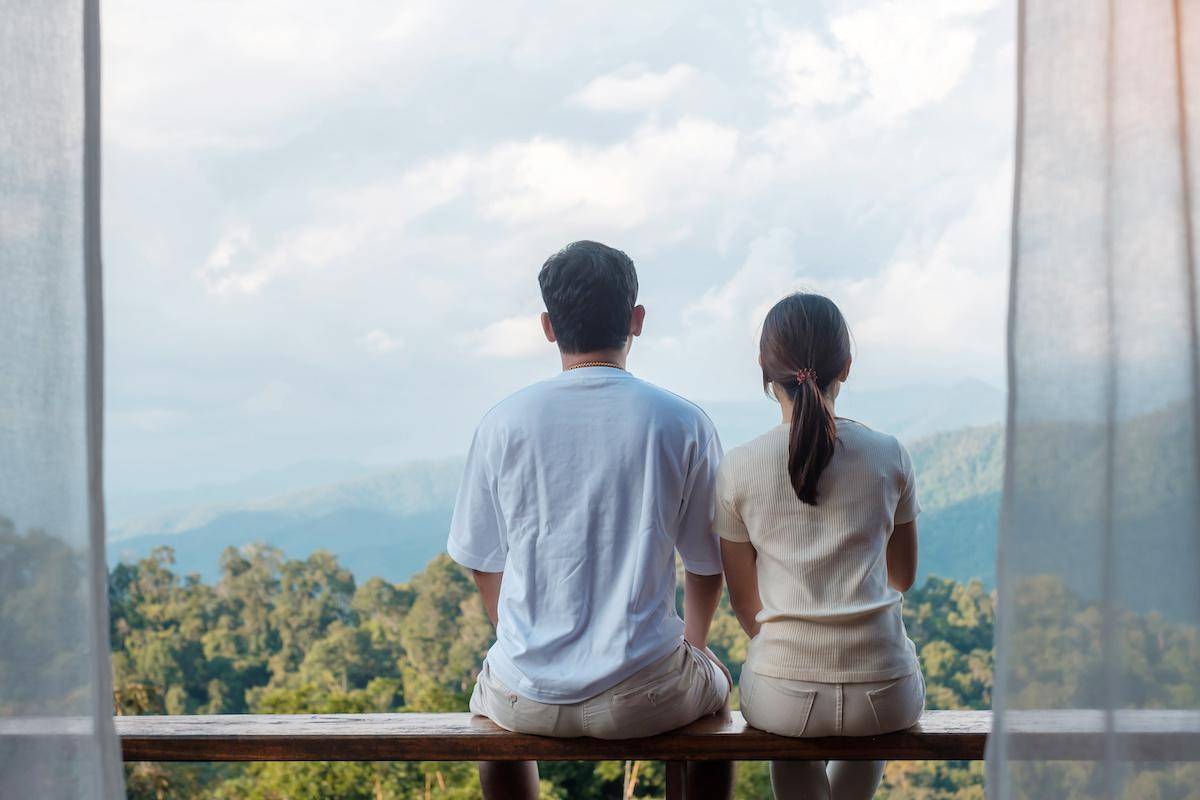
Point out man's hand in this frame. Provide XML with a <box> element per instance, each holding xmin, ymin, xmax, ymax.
<box><xmin>703</xmin><ymin>645</ymin><xmax>734</xmax><ymax>691</ymax></box>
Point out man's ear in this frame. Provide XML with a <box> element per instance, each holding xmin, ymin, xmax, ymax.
<box><xmin>630</xmin><ymin>305</ymin><xmax>646</xmax><ymax>338</ymax></box>
<box><xmin>541</xmin><ymin>311</ymin><xmax>556</xmax><ymax>344</ymax></box>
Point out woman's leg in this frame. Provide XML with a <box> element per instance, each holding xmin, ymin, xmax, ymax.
<box><xmin>770</xmin><ymin>760</ymin><xmax>830</xmax><ymax>800</ymax></box>
<box><xmin>740</xmin><ymin>666</ymin><xmax>836</xmax><ymax>799</ymax></box>
<box><xmin>826</xmin><ymin>760</ymin><xmax>884</xmax><ymax>800</ymax></box>
<box><xmin>816</xmin><ymin>671</ymin><xmax>919</xmax><ymax>800</ymax></box>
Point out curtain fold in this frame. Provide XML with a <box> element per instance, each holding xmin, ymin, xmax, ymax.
<box><xmin>990</xmin><ymin>1</ymin><xmax>1200</xmax><ymax>798</ymax></box>
<box><xmin>0</xmin><ymin>0</ymin><xmax>125</xmax><ymax>797</ymax></box>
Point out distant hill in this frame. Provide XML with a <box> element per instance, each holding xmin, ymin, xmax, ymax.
<box><xmin>107</xmin><ymin>460</ymin><xmax>463</xmax><ymax>583</ymax></box>
<box><xmin>106</xmin><ymin>460</ymin><xmax>383</xmax><ymax>529</ymax></box>
<box><xmin>107</xmin><ymin>424</ymin><xmax>1006</xmax><ymax>587</ymax></box>
<box><xmin>908</xmin><ymin>425</ymin><xmax>1003</xmax><ymax>586</ymax></box>
<box><xmin>704</xmin><ymin>378</ymin><xmax>1004</xmax><ymax>448</ymax></box>
<box><xmin>842</xmin><ymin>378</ymin><xmax>1004</xmax><ymax>442</ymax></box>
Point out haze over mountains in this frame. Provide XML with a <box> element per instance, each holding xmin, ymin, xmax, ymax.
<box><xmin>107</xmin><ymin>379</ymin><xmax>1006</xmax><ymax>585</ymax></box>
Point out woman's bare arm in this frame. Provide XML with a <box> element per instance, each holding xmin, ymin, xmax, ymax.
<box><xmin>886</xmin><ymin>520</ymin><xmax>918</xmax><ymax>592</ymax></box>
<box><xmin>720</xmin><ymin>539</ymin><xmax>763</xmax><ymax>638</ymax></box>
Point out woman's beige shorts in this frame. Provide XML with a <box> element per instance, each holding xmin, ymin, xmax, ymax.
<box><xmin>470</xmin><ymin>642</ymin><xmax>730</xmax><ymax>739</ymax></box>
<box><xmin>739</xmin><ymin>664</ymin><xmax>925</xmax><ymax>738</ymax></box>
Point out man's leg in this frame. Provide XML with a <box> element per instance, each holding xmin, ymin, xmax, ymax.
<box><xmin>686</xmin><ymin>761</ymin><xmax>734</xmax><ymax>800</ymax></box>
<box><xmin>683</xmin><ymin>647</ymin><xmax>735</xmax><ymax>799</ymax></box>
<box><xmin>478</xmin><ymin>760</ymin><xmax>539</xmax><ymax>800</ymax></box>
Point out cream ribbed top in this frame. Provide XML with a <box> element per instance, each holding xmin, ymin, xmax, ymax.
<box><xmin>715</xmin><ymin>419</ymin><xmax>921</xmax><ymax>683</ymax></box>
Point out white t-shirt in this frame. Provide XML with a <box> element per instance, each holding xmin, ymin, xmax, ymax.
<box><xmin>715</xmin><ymin>419</ymin><xmax>921</xmax><ymax>683</ymax></box>
<box><xmin>447</xmin><ymin>366</ymin><xmax>723</xmax><ymax>704</ymax></box>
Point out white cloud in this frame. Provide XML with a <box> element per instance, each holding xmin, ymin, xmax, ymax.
<box><xmin>198</xmin><ymin>227</ymin><xmax>262</xmax><ymax>295</ymax></box>
<box><xmin>476</xmin><ymin>118</ymin><xmax>739</xmax><ymax>229</ymax></box>
<box><xmin>758</xmin><ymin>0</ymin><xmax>998</xmax><ymax>123</ymax></box>
<box><xmin>102</xmin><ymin>0</ymin><xmax>695</xmax><ymax>153</ymax></box>
<box><xmin>198</xmin><ymin>223</ymin><xmax>362</xmax><ymax>296</ymax></box>
<box><xmin>195</xmin><ymin>117</ymin><xmax>739</xmax><ymax>297</ymax></box>
<box><xmin>195</xmin><ymin>156</ymin><xmax>475</xmax><ymax>296</ymax></box>
<box><xmin>687</xmin><ymin>229</ymin><xmax>803</xmax><ymax>329</ymax></box>
<box><xmin>676</xmin><ymin>162</ymin><xmax>1012</xmax><ymax>393</ymax></box>
<box><xmin>759</xmin><ymin>28</ymin><xmax>853</xmax><ymax>110</ymax></box>
<box><xmin>102</xmin><ymin>0</ymin><xmax>445</xmax><ymax>150</ymax></box>
<box><xmin>569</xmin><ymin>63</ymin><xmax>697</xmax><ymax>112</ymax></box>
<box><xmin>359</xmin><ymin>330</ymin><xmax>405</xmax><ymax>355</ymax></box>
<box><xmin>463</xmin><ymin>315</ymin><xmax>548</xmax><ymax>359</ymax></box>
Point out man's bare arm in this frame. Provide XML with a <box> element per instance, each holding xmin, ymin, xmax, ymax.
<box><xmin>683</xmin><ymin>570</ymin><xmax>723</xmax><ymax>648</ymax></box>
<box><xmin>471</xmin><ymin>569</ymin><xmax>503</xmax><ymax>626</ymax></box>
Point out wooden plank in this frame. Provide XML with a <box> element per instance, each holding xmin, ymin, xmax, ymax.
<box><xmin>1001</xmin><ymin>709</ymin><xmax>1200</xmax><ymax>761</ymax></box>
<box><xmin>10</xmin><ymin>709</ymin><xmax>1189</xmax><ymax>763</ymax></box>
<box><xmin>116</xmin><ymin>710</ymin><xmax>987</xmax><ymax>762</ymax></box>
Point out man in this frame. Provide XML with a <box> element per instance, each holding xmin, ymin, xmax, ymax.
<box><xmin>447</xmin><ymin>241</ymin><xmax>733</xmax><ymax>800</ymax></box>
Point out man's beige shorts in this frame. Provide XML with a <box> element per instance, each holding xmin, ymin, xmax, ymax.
<box><xmin>470</xmin><ymin>642</ymin><xmax>730</xmax><ymax>739</ymax></box>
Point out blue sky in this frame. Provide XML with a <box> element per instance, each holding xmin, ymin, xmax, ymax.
<box><xmin>101</xmin><ymin>0</ymin><xmax>1014</xmax><ymax>494</ymax></box>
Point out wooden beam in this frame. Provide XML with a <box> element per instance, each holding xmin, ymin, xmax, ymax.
<box><xmin>664</xmin><ymin>761</ymin><xmax>686</xmax><ymax>800</ymax></box>
<box><xmin>34</xmin><ymin>709</ymin><xmax>1175</xmax><ymax>764</ymax></box>
<box><xmin>115</xmin><ymin>710</ymin><xmax>987</xmax><ymax>762</ymax></box>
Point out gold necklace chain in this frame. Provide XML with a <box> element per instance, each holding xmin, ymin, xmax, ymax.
<box><xmin>565</xmin><ymin>360</ymin><xmax>624</xmax><ymax>371</ymax></box>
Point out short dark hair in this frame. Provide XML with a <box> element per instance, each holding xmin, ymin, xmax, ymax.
<box><xmin>538</xmin><ymin>241</ymin><xmax>639</xmax><ymax>353</ymax></box>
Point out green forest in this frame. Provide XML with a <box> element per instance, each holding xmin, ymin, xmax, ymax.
<box><xmin>106</xmin><ymin>544</ymin><xmax>1198</xmax><ymax>799</ymax></box>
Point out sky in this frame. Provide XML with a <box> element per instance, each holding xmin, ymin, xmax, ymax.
<box><xmin>101</xmin><ymin>0</ymin><xmax>1015</xmax><ymax>496</ymax></box>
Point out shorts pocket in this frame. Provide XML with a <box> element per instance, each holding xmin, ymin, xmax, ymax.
<box><xmin>866</xmin><ymin>672</ymin><xmax>925</xmax><ymax>735</ymax></box>
<box><xmin>606</xmin><ymin>669</ymin><xmax>697</xmax><ymax>739</ymax></box>
<box><xmin>741</xmin><ymin>670</ymin><xmax>818</xmax><ymax>738</ymax></box>
<box><xmin>476</xmin><ymin>665</ymin><xmax>562</xmax><ymax>736</ymax></box>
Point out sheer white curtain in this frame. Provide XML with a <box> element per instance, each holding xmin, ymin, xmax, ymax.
<box><xmin>990</xmin><ymin>1</ymin><xmax>1200</xmax><ymax>798</ymax></box>
<box><xmin>0</xmin><ymin>0</ymin><xmax>125</xmax><ymax>797</ymax></box>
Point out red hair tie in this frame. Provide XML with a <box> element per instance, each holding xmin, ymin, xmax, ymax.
<box><xmin>796</xmin><ymin>367</ymin><xmax>817</xmax><ymax>383</ymax></box>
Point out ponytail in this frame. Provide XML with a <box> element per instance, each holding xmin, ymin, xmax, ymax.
<box><xmin>760</xmin><ymin>294</ymin><xmax>852</xmax><ymax>506</ymax></box>
<box><xmin>787</xmin><ymin>372</ymin><xmax>838</xmax><ymax>504</ymax></box>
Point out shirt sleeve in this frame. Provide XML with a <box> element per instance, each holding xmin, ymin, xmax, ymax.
<box><xmin>895</xmin><ymin>440</ymin><xmax>922</xmax><ymax>525</ymax></box>
<box><xmin>675</xmin><ymin>430</ymin><xmax>725</xmax><ymax>575</ymax></box>
<box><xmin>446</xmin><ymin>427</ymin><xmax>508</xmax><ymax>573</ymax></box>
<box><xmin>713</xmin><ymin>457</ymin><xmax>750</xmax><ymax>543</ymax></box>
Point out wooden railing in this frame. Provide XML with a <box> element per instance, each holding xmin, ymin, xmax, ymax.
<box><xmin>111</xmin><ymin>708</ymin><xmax>1199</xmax><ymax>799</ymax></box>
<box><xmin>116</xmin><ymin>710</ymin><xmax>988</xmax><ymax>762</ymax></box>
<box><xmin>117</xmin><ymin>709</ymin><xmax>988</xmax><ymax>800</ymax></box>
<box><xmin>9</xmin><ymin>709</ymin><xmax>1198</xmax><ymax>800</ymax></box>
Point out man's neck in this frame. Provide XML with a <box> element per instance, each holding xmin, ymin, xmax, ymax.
<box><xmin>560</xmin><ymin>349</ymin><xmax>628</xmax><ymax>371</ymax></box>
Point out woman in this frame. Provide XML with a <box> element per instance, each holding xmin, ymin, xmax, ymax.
<box><xmin>717</xmin><ymin>293</ymin><xmax>924</xmax><ymax>800</ymax></box>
